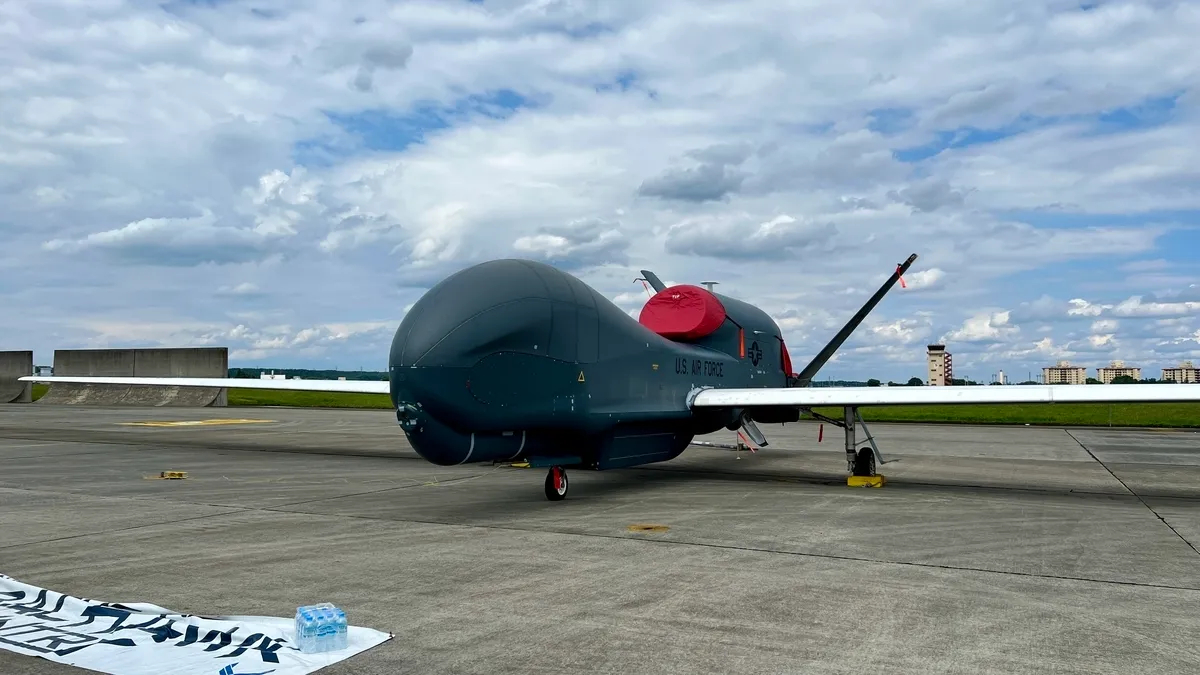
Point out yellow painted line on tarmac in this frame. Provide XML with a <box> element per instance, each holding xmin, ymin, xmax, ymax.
<box><xmin>117</xmin><ymin>419</ymin><xmax>277</xmax><ymax>427</ymax></box>
<box><xmin>626</xmin><ymin>523</ymin><xmax>670</xmax><ymax>533</ymax></box>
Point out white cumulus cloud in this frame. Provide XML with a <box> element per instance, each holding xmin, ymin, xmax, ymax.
<box><xmin>2</xmin><ymin>0</ymin><xmax>1198</xmax><ymax>381</ymax></box>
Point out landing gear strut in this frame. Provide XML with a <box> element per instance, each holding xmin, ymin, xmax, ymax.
<box><xmin>805</xmin><ymin>405</ymin><xmax>886</xmax><ymax>477</ymax></box>
<box><xmin>544</xmin><ymin>466</ymin><xmax>568</xmax><ymax>501</ymax></box>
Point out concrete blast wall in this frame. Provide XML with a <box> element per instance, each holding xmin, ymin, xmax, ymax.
<box><xmin>38</xmin><ymin>348</ymin><xmax>228</xmax><ymax>407</ymax></box>
<box><xmin>0</xmin><ymin>351</ymin><xmax>33</xmax><ymax>403</ymax></box>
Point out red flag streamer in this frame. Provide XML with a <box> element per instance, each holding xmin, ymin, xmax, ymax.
<box><xmin>818</xmin><ymin>423</ymin><xmax>823</xmax><ymax>442</ymax></box>
<box><xmin>895</xmin><ymin>265</ymin><xmax>907</xmax><ymax>289</ymax></box>
<box><xmin>736</xmin><ymin>430</ymin><xmax>758</xmax><ymax>453</ymax></box>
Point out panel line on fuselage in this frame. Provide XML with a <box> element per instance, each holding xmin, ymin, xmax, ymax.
<box><xmin>459</xmin><ymin>432</ymin><xmax>476</xmax><ymax>465</ymax></box>
<box><xmin>508</xmin><ymin>430</ymin><xmax>527</xmax><ymax>461</ymax></box>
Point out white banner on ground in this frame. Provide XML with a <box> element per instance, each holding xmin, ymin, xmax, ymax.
<box><xmin>0</xmin><ymin>573</ymin><xmax>392</xmax><ymax>674</ymax></box>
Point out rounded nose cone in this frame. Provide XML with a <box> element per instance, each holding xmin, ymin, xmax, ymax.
<box><xmin>389</xmin><ymin>259</ymin><xmax>575</xmax><ymax>369</ymax></box>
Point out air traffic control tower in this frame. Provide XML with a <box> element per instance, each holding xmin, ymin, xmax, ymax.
<box><xmin>927</xmin><ymin>344</ymin><xmax>952</xmax><ymax>386</ymax></box>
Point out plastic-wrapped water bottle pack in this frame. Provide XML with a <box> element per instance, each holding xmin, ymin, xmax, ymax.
<box><xmin>294</xmin><ymin>602</ymin><xmax>348</xmax><ymax>653</ymax></box>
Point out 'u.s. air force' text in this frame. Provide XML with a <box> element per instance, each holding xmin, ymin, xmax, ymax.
<box><xmin>675</xmin><ymin>358</ymin><xmax>723</xmax><ymax>377</ymax></box>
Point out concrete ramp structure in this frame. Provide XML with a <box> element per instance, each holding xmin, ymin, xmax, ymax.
<box><xmin>37</xmin><ymin>348</ymin><xmax>228</xmax><ymax>407</ymax></box>
<box><xmin>0</xmin><ymin>351</ymin><xmax>34</xmax><ymax>403</ymax></box>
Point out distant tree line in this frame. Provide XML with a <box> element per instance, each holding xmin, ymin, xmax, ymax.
<box><xmin>222</xmin><ymin>369</ymin><xmax>1177</xmax><ymax>387</ymax></box>
<box><xmin>857</xmin><ymin>375</ymin><xmax>1179</xmax><ymax>387</ymax></box>
<box><xmin>810</xmin><ymin>380</ymin><xmax>871</xmax><ymax>387</ymax></box>
<box><xmin>1090</xmin><ymin>375</ymin><xmax>1170</xmax><ymax>384</ymax></box>
<box><xmin>863</xmin><ymin>377</ymin><xmax>977</xmax><ymax>387</ymax></box>
<box><xmin>227</xmin><ymin>368</ymin><xmax>389</xmax><ymax>381</ymax></box>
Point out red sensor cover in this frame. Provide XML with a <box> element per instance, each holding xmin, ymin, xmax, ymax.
<box><xmin>638</xmin><ymin>285</ymin><xmax>726</xmax><ymax>340</ymax></box>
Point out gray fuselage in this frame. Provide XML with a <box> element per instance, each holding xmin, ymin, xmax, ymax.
<box><xmin>388</xmin><ymin>259</ymin><xmax>789</xmax><ymax>470</ymax></box>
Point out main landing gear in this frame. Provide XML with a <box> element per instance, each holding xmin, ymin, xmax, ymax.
<box><xmin>544</xmin><ymin>466</ymin><xmax>568</xmax><ymax>501</ymax></box>
<box><xmin>806</xmin><ymin>405</ymin><xmax>886</xmax><ymax>480</ymax></box>
<box><xmin>852</xmin><ymin>445</ymin><xmax>875</xmax><ymax>476</ymax></box>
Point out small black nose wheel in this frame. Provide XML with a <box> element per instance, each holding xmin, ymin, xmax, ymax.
<box><xmin>544</xmin><ymin>467</ymin><xmax>568</xmax><ymax>500</ymax></box>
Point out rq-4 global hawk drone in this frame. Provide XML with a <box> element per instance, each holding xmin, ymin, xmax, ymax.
<box><xmin>26</xmin><ymin>255</ymin><xmax>1200</xmax><ymax>500</ymax></box>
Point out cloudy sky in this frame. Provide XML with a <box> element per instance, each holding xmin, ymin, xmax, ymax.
<box><xmin>3</xmin><ymin>0</ymin><xmax>1199</xmax><ymax>382</ymax></box>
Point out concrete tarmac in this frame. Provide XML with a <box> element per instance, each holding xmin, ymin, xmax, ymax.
<box><xmin>2</xmin><ymin>405</ymin><xmax>1199</xmax><ymax>674</ymax></box>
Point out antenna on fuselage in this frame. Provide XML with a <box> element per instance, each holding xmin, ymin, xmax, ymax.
<box><xmin>790</xmin><ymin>253</ymin><xmax>919</xmax><ymax>388</ymax></box>
<box><xmin>639</xmin><ymin>270</ymin><xmax>667</xmax><ymax>293</ymax></box>
<box><xmin>700</xmin><ymin>281</ymin><xmax>718</xmax><ymax>292</ymax></box>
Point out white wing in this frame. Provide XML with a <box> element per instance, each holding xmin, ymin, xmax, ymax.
<box><xmin>19</xmin><ymin>375</ymin><xmax>390</xmax><ymax>395</ymax></box>
<box><xmin>691</xmin><ymin>383</ymin><xmax>1200</xmax><ymax>408</ymax></box>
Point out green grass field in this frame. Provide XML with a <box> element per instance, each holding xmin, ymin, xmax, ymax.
<box><xmin>27</xmin><ymin>384</ymin><xmax>1200</xmax><ymax>427</ymax></box>
<box><xmin>809</xmin><ymin>403</ymin><xmax>1200</xmax><ymax>428</ymax></box>
<box><xmin>30</xmin><ymin>383</ymin><xmax>394</xmax><ymax>410</ymax></box>
<box><xmin>222</xmin><ymin>389</ymin><xmax>1198</xmax><ymax>427</ymax></box>
<box><xmin>228</xmin><ymin>388</ymin><xmax>394</xmax><ymax>409</ymax></box>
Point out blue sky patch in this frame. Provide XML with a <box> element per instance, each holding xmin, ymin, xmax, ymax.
<box><xmin>893</xmin><ymin>115</ymin><xmax>1046</xmax><ymax>162</ymax></box>
<box><xmin>892</xmin><ymin>92</ymin><xmax>1181</xmax><ymax>162</ymax></box>
<box><xmin>999</xmin><ymin>208</ymin><xmax>1200</xmax><ymax>266</ymax></box>
<box><xmin>866</xmin><ymin>107</ymin><xmax>915</xmax><ymax>135</ymax></box>
<box><xmin>1087</xmin><ymin>93</ymin><xmax>1180</xmax><ymax>135</ymax></box>
<box><xmin>997</xmin><ymin>209</ymin><xmax>1200</xmax><ymax>275</ymax></box>
<box><xmin>999</xmin><ymin>208</ymin><xmax>1200</xmax><ymax>230</ymax></box>
<box><xmin>558</xmin><ymin>22</ymin><xmax>616</xmax><ymax>39</ymax></box>
<box><xmin>1143</xmin><ymin>226</ymin><xmax>1200</xmax><ymax>265</ymax></box>
<box><xmin>595</xmin><ymin>70</ymin><xmax>639</xmax><ymax>93</ymax></box>
<box><xmin>593</xmin><ymin>70</ymin><xmax>660</xmax><ymax>100</ymax></box>
<box><xmin>300</xmin><ymin>88</ymin><xmax>538</xmax><ymax>160</ymax></box>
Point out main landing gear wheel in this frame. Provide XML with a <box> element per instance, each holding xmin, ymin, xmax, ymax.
<box><xmin>544</xmin><ymin>467</ymin><xmax>568</xmax><ymax>501</ymax></box>
<box><xmin>852</xmin><ymin>447</ymin><xmax>876</xmax><ymax>477</ymax></box>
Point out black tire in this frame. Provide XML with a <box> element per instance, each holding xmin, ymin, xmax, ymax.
<box><xmin>544</xmin><ymin>468</ymin><xmax>568</xmax><ymax>501</ymax></box>
<box><xmin>852</xmin><ymin>448</ymin><xmax>875</xmax><ymax>476</ymax></box>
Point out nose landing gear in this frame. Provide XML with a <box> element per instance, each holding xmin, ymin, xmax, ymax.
<box><xmin>544</xmin><ymin>466</ymin><xmax>568</xmax><ymax>501</ymax></box>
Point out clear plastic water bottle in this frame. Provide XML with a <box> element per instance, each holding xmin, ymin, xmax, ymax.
<box><xmin>295</xmin><ymin>603</ymin><xmax>348</xmax><ymax>653</ymax></box>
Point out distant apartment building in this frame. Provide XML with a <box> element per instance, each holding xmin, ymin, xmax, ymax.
<box><xmin>1043</xmin><ymin>360</ymin><xmax>1087</xmax><ymax>385</ymax></box>
<box><xmin>1097</xmin><ymin>360</ymin><xmax>1141</xmax><ymax>383</ymax></box>
<box><xmin>1162</xmin><ymin>361</ymin><xmax>1200</xmax><ymax>383</ymax></box>
<box><xmin>927</xmin><ymin>344</ymin><xmax>952</xmax><ymax>386</ymax></box>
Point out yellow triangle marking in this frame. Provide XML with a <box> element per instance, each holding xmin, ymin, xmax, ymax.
<box><xmin>577</xmin><ymin>370</ymin><xmax>585</xmax><ymax>382</ymax></box>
